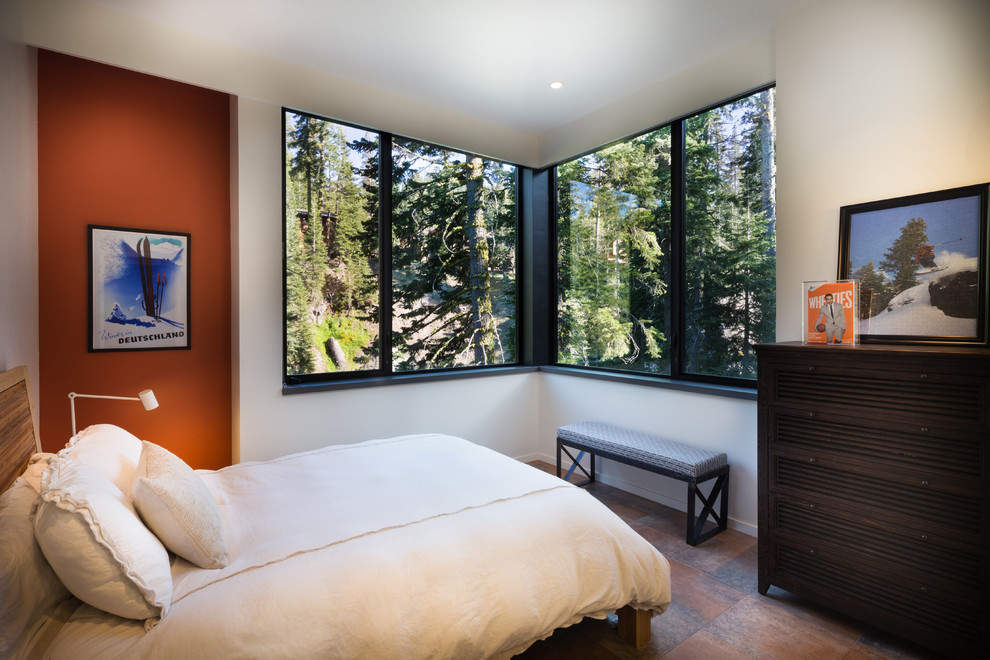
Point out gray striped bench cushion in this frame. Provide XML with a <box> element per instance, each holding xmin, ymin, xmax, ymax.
<box><xmin>557</xmin><ymin>421</ymin><xmax>727</xmax><ymax>479</ymax></box>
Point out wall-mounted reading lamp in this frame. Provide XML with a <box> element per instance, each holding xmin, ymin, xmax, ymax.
<box><xmin>68</xmin><ymin>389</ymin><xmax>159</xmax><ymax>435</ymax></box>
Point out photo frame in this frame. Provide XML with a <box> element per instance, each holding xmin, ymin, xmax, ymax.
<box><xmin>88</xmin><ymin>225</ymin><xmax>190</xmax><ymax>352</ymax></box>
<box><xmin>838</xmin><ymin>183</ymin><xmax>989</xmax><ymax>345</ymax></box>
<box><xmin>803</xmin><ymin>280</ymin><xmax>860</xmax><ymax>345</ymax></box>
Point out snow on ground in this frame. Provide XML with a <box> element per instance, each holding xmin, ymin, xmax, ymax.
<box><xmin>862</xmin><ymin>251</ymin><xmax>978</xmax><ymax>337</ymax></box>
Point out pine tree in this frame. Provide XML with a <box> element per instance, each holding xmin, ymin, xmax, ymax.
<box><xmin>683</xmin><ymin>94</ymin><xmax>775</xmax><ymax>378</ymax></box>
<box><xmin>465</xmin><ymin>155</ymin><xmax>496</xmax><ymax>362</ymax></box>
<box><xmin>851</xmin><ymin>261</ymin><xmax>891</xmax><ymax>318</ymax></box>
<box><xmin>284</xmin><ymin>114</ymin><xmax>379</xmax><ymax>374</ymax></box>
<box><xmin>880</xmin><ymin>217</ymin><xmax>929</xmax><ymax>297</ymax></box>
<box><xmin>684</xmin><ymin>108</ymin><xmax>733</xmax><ymax>375</ymax></box>
<box><xmin>556</xmin><ymin>132</ymin><xmax>665</xmax><ymax>369</ymax></box>
<box><xmin>390</xmin><ymin>139</ymin><xmax>515</xmax><ymax>370</ymax></box>
<box><xmin>284</xmin><ymin>117</ymin><xmax>319</xmax><ymax>374</ymax></box>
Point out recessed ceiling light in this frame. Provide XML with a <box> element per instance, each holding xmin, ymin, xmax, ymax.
<box><xmin>550</xmin><ymin>81</ymin><xmax>564</xmax><ymax>90</ymax></box>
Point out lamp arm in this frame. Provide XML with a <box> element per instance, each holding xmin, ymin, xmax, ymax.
<box><xmin>68</xmin><ymin>393</ymin><xmax>142</xmax><ymax>402</ymax></box>
<box><xmin>68</xmin><ymin>391</ymin><xmax>155</xmax><ymax>436</ymax></box>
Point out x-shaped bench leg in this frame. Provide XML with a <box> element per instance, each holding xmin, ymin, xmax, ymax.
<box><xmin>687</xmin><ymin>472</ymin><xmax>729</xmax><ymax>545</ymax></box>
<box><xmin>556</xmin><ymin>442</ymin><xmax>595</xmax><ymax>486</ymax></box>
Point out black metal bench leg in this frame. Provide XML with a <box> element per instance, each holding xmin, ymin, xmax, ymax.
<box><xmin>687</xmin><ymin>471</ymin><xmax>729</xmax><ymax>546</ymax></box>
<box><xmin>556</xmin><ymin>440</ymin><xmax>595</xmax><ymax>486</ymax></box>
<box><xmin>687</xmin><ymin>482</ymin><xmax>697</xmax><ymax>545</ymax></box>
<box><xmin>720</xmin><ymin>471</ymin><xmax>729</xmax><ymax>533</ymax></box>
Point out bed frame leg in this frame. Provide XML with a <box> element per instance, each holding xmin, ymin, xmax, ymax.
<box><xmin>616</xmin><ymin>605</ymin><xmax>651</xmax><ymax>648</ymax></box>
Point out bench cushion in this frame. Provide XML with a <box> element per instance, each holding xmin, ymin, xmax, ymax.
<box><xmin>557</xmin><ymin>421</ymin><xmax>727</xmax><ymax>479</ymax></box>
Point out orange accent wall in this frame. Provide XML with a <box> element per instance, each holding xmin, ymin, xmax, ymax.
<box><xmin>37</xmin><ymin>51</ymin><xmax>232</xmax><ymax>469</ymax></box>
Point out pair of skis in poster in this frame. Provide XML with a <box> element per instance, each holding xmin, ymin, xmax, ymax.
<box><xmin>137</xmin><ymin>236</ymin><xmax>167</xmax><ymax>322</ymax></box>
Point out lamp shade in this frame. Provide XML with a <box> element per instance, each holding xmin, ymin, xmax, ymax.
<box><xmin>139</xmin><ymin>389</ymin><xmax>159</xmax><ymax>411</ymax></box>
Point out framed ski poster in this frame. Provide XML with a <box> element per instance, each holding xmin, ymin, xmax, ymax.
<box><xmin>838</xmin><ymin>182</ymin><xmax>989</xmax><ymax>345</ymax></box>
<box><xmin>803</xmin><ymin>280</ymin><xmax>859</xmax><ymax>345</ymax></box>
<box><xmin>88</xmin><ymin>225</ymin><xmax>190</xmax><ymax>352</ymax></box>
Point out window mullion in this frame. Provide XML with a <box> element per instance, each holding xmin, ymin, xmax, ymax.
<box><xmin>670</xmin><ymin>120</ymin><xmax>686</xmax><ymax>378</ymax></box>
<box><xmin>380</xmin><ymin>133</ymin><xmax>393</xmax><ymax>374</ymax></box>
<box><xmin>519</xmin><ymin>167</ymin><xmax>553</xmax><ymax>366</ymax></box>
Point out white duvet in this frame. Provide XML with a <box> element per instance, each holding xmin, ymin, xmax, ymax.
<box><xmin>40</xmin><ymin>434</ymin><xmax>671</xmax><ymax>659</ymax></box>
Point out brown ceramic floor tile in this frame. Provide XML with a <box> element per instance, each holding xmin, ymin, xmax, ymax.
<box><xmin>635</xmin><ymin>508</ymin><xmax>688</xmax><ymax>537</ymax></box>
<box><xmin>628</xmin><ymin>519</ymin><xmax>690</xmax><ymax>561</ymax></box>
<box><xmin>670</xmin><ymin>529</ymin><xmax>754</xmax><ymax>575</ymax></box>
<box><xmin>665</xmin><ymin>559</ymin><xmax>748</xmax><ymax>628</ymax></box>
<box><xmin>758</xmin><ymin>585</ymin><xmax>868</xmax><ymax>640</ymax></box>
<box><xmin>704</xmin><ymin>596</ymin><xmax>857</xmax><ymax>659</ymax></box>
<box><xmin>662</xmin><ymin>629</ymin><xmax>751</xmax><ymax>660</ymax></box>
<box><xmin>708</xmin><ymin>545</ymin><xmax>759</xmax><ymax>595</ymax></box>
<box><xmin>602</xmin><ymin>499</ymin><xmax>654</xmax><ymax>525</ymax></box>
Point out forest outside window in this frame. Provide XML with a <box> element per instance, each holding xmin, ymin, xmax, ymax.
<box><xmin>556</xmin><ymin>87</ymin><xmax>776</xmax><ymax>383</ymax></box>
<box><xmin>283</xmin><ymin>110</ymin><xmax>518</xmax><ymax>384</ymax></box>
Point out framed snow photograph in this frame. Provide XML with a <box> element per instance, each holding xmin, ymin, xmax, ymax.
<box><xmin>88</xmin><ymin>225</ymin><xmax>190</xmax><ymax>352</ymax></box>
<box><xmin>837</xmin><ymin>182</ymin><xmax>989</xmax><ymax>345</ymax></box>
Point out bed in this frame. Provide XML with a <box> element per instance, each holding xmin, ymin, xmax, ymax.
<box><xmin>0</xmin><ymin>365</ymin><xmax>671</xmax><ymax>659</ymax></box>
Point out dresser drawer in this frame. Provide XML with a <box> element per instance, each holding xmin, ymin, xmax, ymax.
<box><xmin>770</xmin><ymin>453</ymin><xmax>986</xmax><ymax>540</ymax></box>
<box><xmin>770</xmin><ymin>495</ymin><xmax>986</xmax><ymax>600</ymax></box>
<box><xmin>767</xmin><ymin>407</ymin><xmax>985</xmax><ymax>481</ymax></box>
<box><xmin>769</xmin><ymin>536</ymin><xmax>987</xmax><ymax>657</ymax></box>
<box><xmin>767</xmin><ymin>362</ymin><xmax>989</xmax><ymax>432</ymax></box>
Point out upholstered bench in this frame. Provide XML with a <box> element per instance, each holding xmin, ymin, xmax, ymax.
<box><xmin>556</xmin><ymin>421</ymin><xmax>729</xmax><ymax>545</ymax></box>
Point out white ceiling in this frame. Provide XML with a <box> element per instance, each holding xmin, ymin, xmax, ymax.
<box><xmin>84</xmin><ymin>0</ymin><xmax>818</xmax><ymax>135</ymax></box>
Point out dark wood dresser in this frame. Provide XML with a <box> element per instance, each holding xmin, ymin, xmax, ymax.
<box><xmin>755</xmin><ymin>342</ymin><xmax>988</xmax><ymax>658</ymax></box>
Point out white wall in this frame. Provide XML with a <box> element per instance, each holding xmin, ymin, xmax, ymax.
<box><xmin>775</xmin><ymin>0</ymin><xmax>990</xmax><ymax>340</ymax></box>
<box><xmin>0</xmin><ymin>0</ymin><xmax>39</xmax><ymax>401</ymax></box>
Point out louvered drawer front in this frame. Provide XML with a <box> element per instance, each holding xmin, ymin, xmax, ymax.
<box><xmin>772</xmin><ymin>368</ymin><xmax>985</xmax><ymax>430</ymax></box>
<box><xmin>771</xmin><ymin>408</ymin><xmax>983</xmax><ymax>480</ymax></box>
<box><xmin>771</xmin><ymin>539</ymin><xmax>985</xmax><ymax>655</ymax></box>
<box><xmin>773</xmin><ymin>454</ymin><xmax>984</xmax><ymax>538</ymax></box>
<box><xmin>772</xmin><ymin>496</ymin><xmax>985</xmax><ymax>600</ymax></box>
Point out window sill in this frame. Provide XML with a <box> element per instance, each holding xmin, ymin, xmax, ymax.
<box><xmin>537</xmin><ymin>365</ymin><xmax>756</xmax><ymax>401</ymax></box>
<box><xmin>283</xmin><ymin>365</ymin><xmax>538</xmax><ymax>394</ymax></box>
<box><xmin>283</xmin><ymin>364</ymin><xmax>755</xmax><ymax>401</ymax></box>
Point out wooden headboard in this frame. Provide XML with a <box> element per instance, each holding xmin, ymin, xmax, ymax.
<box><xmin>0</xmin><ymin>365</ymin><xmax>41</xmax><ymax>493</ymax></box>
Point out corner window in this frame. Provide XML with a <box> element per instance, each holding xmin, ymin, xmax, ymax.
<box><xmin>283</xmin><ymin>110</ymin><xmax>518</xmax><ymax>385</ymax></box>
<box><xmin>555</xmin><ymin>87</ymin><xmax>776</xmax><ymax>383</ymax></box>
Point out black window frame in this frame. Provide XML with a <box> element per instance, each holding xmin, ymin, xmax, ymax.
<box><xmin>547</xmin><ymin>83</ymin><xmax>776</xmax><ymax>390</ymax></box>
<box><xmin>281</xmin><ymin>108</ymin><xmax>524</xmax><ymax>391</ymax></box>
<box><xmin>281</xmin><ymin>83</ymin><xmax>772</xmax><ymax>398</ymax></box>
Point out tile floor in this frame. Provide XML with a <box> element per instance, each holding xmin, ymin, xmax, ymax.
<box><xmin>518</xmin><ymin>461</ymin><xmax>948</xmax><ymax>659</ymax></box>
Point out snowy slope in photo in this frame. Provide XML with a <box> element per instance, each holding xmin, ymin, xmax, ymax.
<box><xmin>863</xmin><ymin>251</ymin><xmax>979</xmax><ymax>337</ymax></box>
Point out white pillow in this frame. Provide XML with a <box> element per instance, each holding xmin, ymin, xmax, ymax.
<box><xmin>33</xmin><ymin>456</ymin><xmax>171</xmax><ymax>623</ymax></box>
<box><xmin>19</xmin><ymin>453</ymin><xmax>57</xmax><ymax>493</ymax></box>
<box><xmin>133</xmin><ymin>441</ymin><xmax>228</xmax><ymax>569</ymax></box>
<box><xmin>0</xmin><ymin>462</ymin><xmax>71</xmax><ymax>658</ymax></box>
<box><xmin>61</xmin><ymin>424</ymin><xmax>143</xmax><ymax>498</ymax></box>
